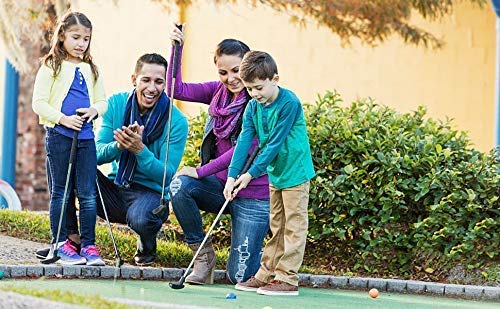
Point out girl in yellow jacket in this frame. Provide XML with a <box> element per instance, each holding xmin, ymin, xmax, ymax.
<box><xmin>32</xmin><ymin>12</ymin><xmax>107</xmax><ymax>266</ymax></box>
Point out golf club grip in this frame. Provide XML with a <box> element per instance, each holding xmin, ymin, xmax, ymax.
<box><xmin>172</xmin><ymin>24</ymin><xmax>183</xmax><ymax>77</ymax></box>
<box><xmin>69</xmin><ymin>130</ymin><xmax>79</xmax><ymax>163</ymax></box>
<box><xmin>240</xmin><ymin>146</ymin><xmax>259</xmax><ymax>176</ymax></box>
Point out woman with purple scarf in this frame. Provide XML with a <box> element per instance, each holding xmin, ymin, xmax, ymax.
<box><xmin>168</xmin><ymin>25</ymin><xmax>270</xmax><ymax>285</ymax></box>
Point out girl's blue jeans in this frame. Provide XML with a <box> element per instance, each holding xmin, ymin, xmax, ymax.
<box><xmin>45</xmin><ymin>127</ymin><xmax>97</xmax><ymax>248</ymax></box>
<box><xmin>170</xmin><ymin>175</ymin><xmax>270</xmax><ymax>284</ymax></box>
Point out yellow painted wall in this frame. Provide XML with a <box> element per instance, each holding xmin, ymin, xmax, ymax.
<box><xmin>0</xmin><ymin>1</ymin><xmax>496</xmax><ymax>152</ymax></box>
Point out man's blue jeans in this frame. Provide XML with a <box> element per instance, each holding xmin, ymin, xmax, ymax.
<box><xmin>170</xmin><ymin>175</ymin><xmax>270</xmax><ymax>283</ymax></box>
<box><xmin>94</xmin><ymin>170</ymin><xmax>168</xmax><ymax>255</ymax></box>
<box><xmin>45</xmin><ymin>128</ymin><xmax>97</xmax><ymax>248</ymax></box>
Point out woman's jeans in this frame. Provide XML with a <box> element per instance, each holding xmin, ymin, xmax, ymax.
<box><xmin>45</xmin><ymin>128</ymin><xmax>97</xmax><ymax>248</ymax></box>
<box><xmin>170</xmin><ymin>175</ymin><xmax>270</xmax><ymax>284</ymax></box>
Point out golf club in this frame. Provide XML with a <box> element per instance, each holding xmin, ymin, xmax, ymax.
<box><xmin>152</xmin><ymin>24</ymin><xmax>183</xmax><ymax>216</ymax></box>
<box><xmin>42</xmin><ymin>129</ymin><xmax>79</xmax><ymax>264</ymax></box>
<box><xmin>96</xmin><ymin>178</ymin><xmax>124</xmax><ymax>280</ymax></box>
<box><xmin>169</xmin><ymin>146</ymin><xmax>260</xmax><ymax>289</ymax></box>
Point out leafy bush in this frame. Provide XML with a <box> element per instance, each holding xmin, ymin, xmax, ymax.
<box><xmin>180</xmin><ymin>90</ymin><xmax>499</xmax><ymax>279</ymax></box>
<box><xmin>305</xmin><ymin>91</ymin><xmax>499</xmax><ymax>276</ymax></box>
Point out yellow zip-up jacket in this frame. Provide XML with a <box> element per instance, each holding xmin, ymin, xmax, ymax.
<box><xmin>32</xmin><ymin>60</ymin><xmax>107</xmax><ymax>127</ymax></box>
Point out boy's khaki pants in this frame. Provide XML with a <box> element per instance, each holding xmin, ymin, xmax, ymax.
<box><xmin>255</xmin><ymin>181</ymin><xmax>310</xmax><ymax>286</ymax></box>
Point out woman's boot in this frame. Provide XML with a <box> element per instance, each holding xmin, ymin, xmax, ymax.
<box><xmin>186</xmin><ymin>238</ymin><xmax>216</xmax><ymax>284</ymax></box>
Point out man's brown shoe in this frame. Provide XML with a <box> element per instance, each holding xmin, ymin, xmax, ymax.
<box><xmin>256</xmin><ymin>280</ymin><xmax>299</xmax><ymax>296</ymax></box>
<box><xmin>235</xmin><ymin>276</ymin><xmax>267</xmax><ymax>292</ymax></box>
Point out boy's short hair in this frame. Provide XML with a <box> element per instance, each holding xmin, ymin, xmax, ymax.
<box><xmin>240</xmin><ymin>51</ymin><xmax>278</xmax><ymax>82</ymax></box>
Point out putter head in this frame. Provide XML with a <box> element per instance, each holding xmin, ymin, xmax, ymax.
<box><xmin>169</xmin><ymin>277</ymin><xmax>186</xmax><ymax>289</ymax></box>
<box><xmin>117</xmin><ymin>259</ymin><xmax>124</xmax><ymax>267</ymax></box>
<box><xmin>40</xmin><ymin>250</ymin><xmax>60</xmax><ymax>264</ymax></box>
<box><xmin>152</xmin><ymin>198</ymin><xmax>168</xmax><ymax>215</ymax></box>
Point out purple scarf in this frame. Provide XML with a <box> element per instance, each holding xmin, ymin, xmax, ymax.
<box><xmin>209</xmin><ymin>83</ymin><xmax>247</xmax><ymax>139</ymax></box>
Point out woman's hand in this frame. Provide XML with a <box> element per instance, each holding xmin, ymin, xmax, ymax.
<box><xmin>223</xmin><ymin>177</ymin><xmax>236</xmax><ymax>200</ymax></box>
<box><xmin>76</xmin><ymin>107</ymin><xmax>98</xmax><ymax>122</ymax></box>
<box><xmin>169</xmin><ymin>23</ymin><xmax>185</xmax><ymax>45</ymax></box>
<box><xmin>233</xmin><ymin>172</ymin><xmax>252</xmax><ymax>192</ymax></box>
<box><xmin>176</xmin><ymin>166</ymin><xmax>199</xmax><ymax>179</ymax></box>
<box><xmin>59</xmin><ymin>115</ymin><xmax>83</xmax><ymax>131</ymax></box>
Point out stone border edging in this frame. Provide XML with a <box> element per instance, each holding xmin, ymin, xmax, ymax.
<box><xmin>0</xmin><ymin>264</ymin><xmax>498</xmax><ymax>301</ymax></box>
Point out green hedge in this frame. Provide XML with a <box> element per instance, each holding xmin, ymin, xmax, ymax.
<box><xmin>180</xmin><ymin>91</ymin><xmax>499</xmax><ymax>277</ymax></box>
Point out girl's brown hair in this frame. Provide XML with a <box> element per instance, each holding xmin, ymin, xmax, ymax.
<box><xmin>42</xmin><ymin>12</ymin><xmax>98</xmax><ymax>81</ymax></box>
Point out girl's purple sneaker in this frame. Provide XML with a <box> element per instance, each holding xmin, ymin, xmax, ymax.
<box><xmin>56</xmin><ymin>239</ymin><xmax>86</xmax><ymax>265</ymax></box>
<box><xmin>80</xmin><ymin>245</ymin><xmax>105</xmax><ymax>266</ymax></box>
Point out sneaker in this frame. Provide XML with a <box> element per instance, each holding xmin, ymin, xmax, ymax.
<box><xmin>56</xmin><ymin>240</ymin><xmax>86</xmax><ymax>265</ymax></box>
<box><xmin>134</xmin><ymin>252</ymin><xmax>156</xmax><ymax>266</ymax></box>
<box><xmin>80</xmin><ymin>245</ymin><xmax>105</xmax><ymax>266</ymax></box>
<box><xmin>256</xmin><ymin>280</ymin><xmax>299</xmax><ymax>296</ymax></box>
<box><xmin>36</xmin><ymin>238</ymin><xmax>81</xmax><ymax>259</ymax></box>
<box><xmin>235</xmin><ymin>276</ymin><xmax>267</xmax><ymax>292</ymax></box>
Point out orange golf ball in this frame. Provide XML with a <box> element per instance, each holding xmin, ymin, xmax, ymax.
<box><xmin>369</xmin><ymin>288</ymin><xmax>379</xmax><ymax>298</ymax></box>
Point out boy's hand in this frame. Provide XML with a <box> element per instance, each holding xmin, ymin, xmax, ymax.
<box><xmin>176</xmin><ymin>166</ymin><xmax>198</xmax><ymax>179</ymax></box>
<box><xmin>224</xmin><ymin>177</ymin><xmax>236</xmax><ymax>200</ymax></box>
<box><xmin>76</xmin><ymin>107</ymin><xmax>98</xmax><ymax>122</ymax></box>
<box><xmin>233</xmin><ymin>172</ymin><xmax>252</xmax><ymax>192</ymax></box>
<box><xmin>59</xmin><ymin>115</ymin><xmax>83</xmax><ymax>131</ymax></box>
<box><xmin>169</xmin><ymin>22</ymin><xmax>185</xmax><ymax>45</ymax></box>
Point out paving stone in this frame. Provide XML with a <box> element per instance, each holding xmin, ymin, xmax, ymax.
<box><xmin>10</xmin><ymin>265</ymin><xmax>27</xmax><ymax>277</ymax></box>
<box><xmin>298</xmin><ymin>273</ymin><xmax>311</xmax><ymax>285</ymax></box>
<box><xmin>330</xmin><ymin>276</ymin><xmax>349</xmax><ymax>289</ymax></box>
<box><xmin>163</xmin><ymin>268</ymin><xmax>182</xmax><ymax>279</ymax></box>
<box><xmin>121</xmin><ymin>266</ymin><xmax>140</xmax><ymax>279</ymax></box>
<box><xmin>464</xmin><ymin>285</ymin><xmax>484</xmax><ymax>299</ymax></box>
<box><xmin>368</xmin><ymin>278</ymin><xmax>388</xmax><ymax>291</ymax></box>
<box><xmin>406</xmin><ymin>280</ymin><xmax>426</xmax><ymax>293</ymax></box>
<box><xmin>0</xmin><ymin>265</ymin><xmax>11</xmax><ymax>278</ymax></box>
<box><xmin>62</xmin><ymin>265</ymin><xmax>82</xmax><ymax>277</ymax></box>
<box><xmin>100</xmin><ymin>266</ymin><xmax>120</xmax><ymax>279</ymax></box>
<box><xmin>425</xmin><ymin>282</ymin><xmax>445</xmax><ymax>295</ymax></box>
<box><xmin>444</xmin><ymin>284</ymin><xmax>465</xmax><ymax>296</ymax></box>
<box><xmin>386</xmin><ymin>279</ymin><xmax>407</xmax><ymax>293</ymax></box>
<box><xmin>482</xmin><ymin>286</ymin><xmax>500</xmax><ymax>300</ymax></box>
<box><xmin>310</xmin><ymin>275</ymin><xmax>331</xmax><ymax>287</ymax></box>
<box><xmin>141</xmin><ymin>267</ymin><xmax>162</xmax><ymax>279</ymax></box>
<box><xmin>44</xmin><ymin>265</ymin><xmax>63</xmax><ymax>277</ymax></box>
<box><xmin>26</xmin><ymin>265</ymin><xmax>44</xmax><ymax>278</ymax></box>
<box><xmin>349</xmin><ymin>277</ymin><xmax>368</xmax><ymax>289</ymax></box>
<box><xmin>80</xmin><ymin>266</ymin><xmax>100</xmax><ymax>278</ymax></box>
<box><xmin>214</xmin><ymin>270</ymin><xmax>226</xmax><ymax>282</ymax></box>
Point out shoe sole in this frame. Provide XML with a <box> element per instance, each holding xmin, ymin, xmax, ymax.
<box><xmin>86</xmin><ymin>259</ymin><xmax>106</xmax><ymax>266</ymax></box>
<box><xmin>57</xmin><ymin>259</ymin><xmax>87</xmax><ymax>265</ymax></box>
<box><xmin>256</xmin><ymin>289</ymin><xmax>299</xmax><ymax>296</ymax></box>
<box><xmin>235</xmin><ymin>285</ymin><xmax>260</xmax><ymax>292</ymax></box>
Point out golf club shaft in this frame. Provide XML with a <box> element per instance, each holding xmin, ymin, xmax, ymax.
<box><xmin>46</xmin><ymin>130</ymin><xmax>79</xmax><ymax>261</ymax></box>
<box><xmin>179</xmin><ymin>146</ymin><xmax>260</xmax><ymax>280</ymax></box>
<box><xmin>96</xmin><ymin>179</ymin><xmax>122</xmax><ymax>262</ymax></box>
<box><xmin>160</xmin><ymin>24</ymin><xmax>183</xmax><ymax>203</ymax></box>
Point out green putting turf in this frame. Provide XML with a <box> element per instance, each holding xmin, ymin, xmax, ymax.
<box><xmin>3</xmin><ymin>279</ymin><xmax>498</xmax><ymax>309</ymax></box>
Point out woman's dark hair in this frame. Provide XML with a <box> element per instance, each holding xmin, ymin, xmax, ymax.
<box><xmin>213</xmin><ymin>39</ymin><xmax>250</xmax><ymax>63</ymax></box>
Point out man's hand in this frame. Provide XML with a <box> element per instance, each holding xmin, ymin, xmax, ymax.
<box><xmin>175</xmin><ymin>166</ymin><xmax>198</xmax><ymax>179</ymax></box>
<box><xmin>114</xmin><ymin>122</ymin><xmax>145</xmax><ymax>154</ymax></box>
<box><xmin>76</xmin><ymin>107</ymin><xmax>98</xmax><ymax>122</ymax></box>
<box><xmin>59</xmin><ymin>115</ymin><xmax>83</xmax><ymax>131</ymax></box>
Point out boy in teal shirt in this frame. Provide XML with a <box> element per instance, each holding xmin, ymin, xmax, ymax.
<box><xmin>224</xmin><ymin>51</ymin><xmax>315</xmax><ymax>296</ymax></box>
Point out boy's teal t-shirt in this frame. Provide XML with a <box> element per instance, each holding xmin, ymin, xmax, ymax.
<box><xmin>229</xmin><ymin>87</ymin><xmax>315</xmax><ymax>189</ymax></box>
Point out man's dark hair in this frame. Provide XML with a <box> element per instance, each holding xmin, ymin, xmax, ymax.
<box><xmin>240</xmin><ymin>51</ymin><xmax>278</xmax><ymax>82</ymax></box>
<box><xmin>135</xmin><ymin>53</ymin><xmax>168</xmax><ymax>74</ymax></box>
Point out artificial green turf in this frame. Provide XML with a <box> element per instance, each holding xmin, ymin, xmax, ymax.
<box><xmin>3</xmin><ymin>279</ymin><xmax>498</xmax><ymax>309</ymax></box>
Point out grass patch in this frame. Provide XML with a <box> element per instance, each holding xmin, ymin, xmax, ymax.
<box><xmin>0</xmin><ymin>284</ymin><xmax>133</xmax><ymax>308</ymax></box>
<box><xmin>0</xmin><ymin>210</ymin><xmax>229</xmax><ymax>268</ymax></box>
